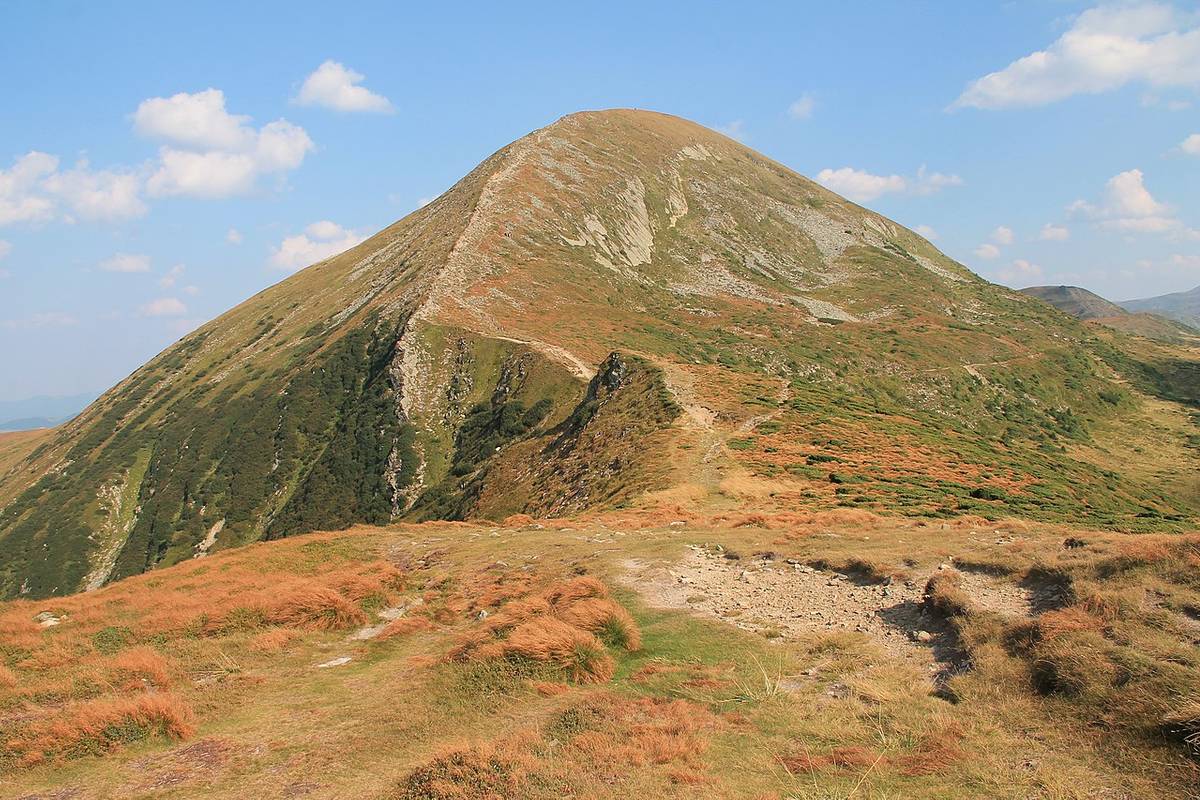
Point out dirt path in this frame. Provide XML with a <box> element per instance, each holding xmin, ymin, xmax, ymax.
<box><xmin>624</xmin><ymin>546</ymin><xmax>1037</xmax><ymax>683</ymax></box>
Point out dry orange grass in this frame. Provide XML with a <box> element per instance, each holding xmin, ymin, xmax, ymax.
<box><xmin>110</xmin><ymin>645</ymin><xmax>172</xmax><ymax>689</ymax></box>
<box><xmin>561</xmin><ymin>694</ymin><xmax>720</xmax><ymax>770</ymax></box>
<box><xmin>781</xmin><ymin>721</ymin><xmax>963</xmax><ymax>777</ymax></box>
<box><xmin>447</xmin><ymin>575</ymin><xmax>640</xmax><ymax>684</ymax></box>
<box><xmin>1036</xmin><ymin>607</ymin><xmax>1107</xmax><ymax>639</ymax></box>
<box><xmin>0</xmin><ymin>532</ymin><xmax>406</xmax><ymax>771</ymax></box>
<box><xmin>248</xmin><ymin>627</ymin><xmax>300</xmax><ymax>653</ymax></box>
<box><xmin>893</xmin><ymin>721</ymin><xmax>966</xmax><ymax>777</ymax></box>
<box><xmin>264</xmin><ymin>586</ymin><xmax>369</xmax><ymax>630</ymax></box>
<box><xmin>7</xmin><ymin>692</ymin><xmax>194</xmax><ymax>767</ymax></box>
<box><xmin>389</xmin><ymin>692</ymin><xmax>720</xmax><ymax>797</ymax></box>
<box><xmin>477</xmin><ymin>617</ymin><xmax>615</xmax><ymax>684</ymax></box>
<box><xmin>377</xmin><ymin>616</ymin><xmax>436</xmax><ymax>640</ymax></box>
<box><xmin>782</xmin><ymin>745</ymin><xmax>880</xmax><ymax>774</ymax></box>
<box><xmin>555</xmin><ymin>597</ymin><xmax>642</xmax><ymax>652</ymax></box>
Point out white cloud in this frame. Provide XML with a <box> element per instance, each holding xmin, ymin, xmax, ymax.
<box><xmin>788</xmin><ymin>94</ymin><xmax>816</xmax><ymax>120</ymax></box>
<box><xmin>1170</xmin><ymin>253</ymin><xmax>1200</xmax><ymax>269</ymax></box>
<box><xmin>990</xmin><ymin>225</ymin><xmax>1015</xmax><ymax>245</ymax></box>
<box><xmin>0</xmin><ymin>152</ymin><xmax>58</xmax><ymax>224</ymax></box>
<box><xmin>974</xmin><ymin>243</ymin><xmax>1001</xmax><ymax>260</ymax></box>
<box><xmin>226</xmin><ymin>227</ymin><xmax>243</xmax><ymax>244</ymax></box>
<box><xmin>0</xmin><ymin>240</ymin><xmax>10</xmax><ymax>259</ymax></box>
<box><xmin>147</xmin><ymin>149</ymin><xmax>259</xmax><ymax>198</ymax></box>
<box><xmin>816</xmin><ymin>167</ymin><xmax>906</xmax><ymax>202</ymax></box>
<box><xmin>269</xmin><ymin>220</ymin><xmax>366</xmax><ymax>271</ymax></box>
<box><xmin>816</xmin><ymin>165</ymin><xmax>963</xmax><ymax>203</ymax></box>
<box><xmin>158</xmin><ymin>263</ymin><xmax>185</xmax><ymax>288</ymax></box>
<box><xmin>296</xmin><ymin>60</ymin><xmax>393</xmax><ymax>113</ymax></box>
<box><xmin>140</xmin><ymin>297</ymin><xmax>187</xmax><ymax>317</ymax></box>
<box><xmin>1069</xmin><ymin>168</ymin><xmax>1196</xmax><ymax>237</ymax></box>
<box><xmin>134</xmin><ymin>88</ymin><xmax>254</xmax><ymax>150</ymax></box>
<box><xmin>2</xmin><ymin>311</ymin><xmax>78</xmax><ymax>329</ymax></box>
<box><xmin>997</xmin><ymin>259</ymin><xmax>1044</xmax><ymax>284</ymax></box>
<box><xmin>1039</xmin><ymin>224</ymin><xmax>1070</xmax><ymax>241</ymax></box>
<box><xmin>913</xmin><ymin>165</ymin><xmax>965</xmax><ymax>195</ymax></box>
<box><xmin>1182</xmin><ymin>133</ymin><xmax>1200</xmax><ymax>154</ymax></box>
<box><xmin>954</xmin><ymin>3</ymin><xmax>1200</xmax><ymax>109</ymax></box>
<box><xmin>1142</xmin><ymin>93</ymin><xmax>1194</xmax><ymax>110</ymax></box>
<box><xmin>914</xmin><ymin>224</ymin><xmax>938</xmax><ymax>240</ymax></box>
<box><xmin>973</xmin><ymin>226</ymin><xmax>1016</xmax><ymax>259</ymax></box>
<box><xmin>1107</xmin><ymin>168</ymin><xmax>1168</xmax><ymax>217</ymax></box>
<box><xmin>0</xmin><ymin>268</ymin><xmax>9</xmax><ymax>279</ymax></box>
<box><xmin>716</xmin><ymin>120</ymin><xmax>746</xmax><ymax>141</ymax></box>
<box><xmin>304</xmin><ymin>219</ymin><xmax>345</xmax><ymax>239</ymax></box>
<box><xmin>100</xmin><ymin>252</ymin><xmax>151</xmax><ymax>273</ymax></box>
<box><xmin>0</xmin><ymin>151</ymin><xmax>145</xmax><ymax>225</ymax></box>
<box><xmin>42</xmin><ymin>160</ymin><xmax>145</xmax><ymax>222</ymax></box>
<box><xmin>252</xmin><ymin>120</ymin><xmax>314</xmax><ymax>172</ymax></box>
<box><xmin>138</xmin><ymin>89</ymin><xmax>314</xmax><ymax>198</ymax></box>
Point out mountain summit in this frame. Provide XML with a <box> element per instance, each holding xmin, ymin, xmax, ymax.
<box><xmin>2</xmin><ymin>110</ymin><xmax>1196</xmax><ymax>598</ymax></box>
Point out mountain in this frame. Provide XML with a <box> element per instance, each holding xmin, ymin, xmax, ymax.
<box><xmin>2</xmin><ymin>109</ymin><xmax>1198</xmax><ymax>600</ymax></box>
<box><xmin>1019</xmin><ymin>285</ymin><xmax>1127</xmax><ymax>320</ymax></box>
<box><xmin>0</xmin><ymin>392</ymin><xmax>95</xmax><ymax>431</ymax></box>
<box><xmin>1123</xmin><ymin>284</ymin><xmax>1200</xmax><ymax>328</ymax></box>
<box><xmin>1021</xmin><ymin>284</ymin><xmax>1200</xmax><ymax>345</ymax></box>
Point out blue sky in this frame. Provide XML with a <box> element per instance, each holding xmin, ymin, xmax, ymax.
<box><xmin>1</xmin><ymin>1</ymin><xmax>1198</xmax><ymax>401</ymax></box>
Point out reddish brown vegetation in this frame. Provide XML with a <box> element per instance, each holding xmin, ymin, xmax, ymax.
<box><xmin>7</xmin><ymin>693</ymin><xmax>194</xmax><ymax>767</ymax></box>
<box><xmin>782</xmin><ymin>721</ymin><xmax>964</xmax><ymax>778</ymax></box>
<box><xmin>110</xmin><ymin>645</ymin><xmax>173</xmax><ymax>689</ymax></box>
<box><xmin>391</xmin><ymin>734</ymin><xmax>539</xmax><ymax>800</ymax></box>
<box><xmin>448</xmin><ymin>576</ymin><xmax>641</xmax><ymax>684</ymax></box>
<box><xmin>0</xmin><ymin>532</ymin><xmax>406</xmax><ymax>771</ymax></box>
<box><xmin>378</xmin><ymin>616</ymin><xmax>437</xmax><ymax>640</ymax></box>
<box><xmin>390</xmin><ymin>692</ymin><xmax>720</xmax><ymax>798</ymax></box>
<box><xmin>248</xmin><ymin>627</ymin><xmax>300</xmax><ymax>653</ymax></box>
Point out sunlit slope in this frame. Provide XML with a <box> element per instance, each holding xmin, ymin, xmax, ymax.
<box><xmin>2</xmin><ymin>109</ymin><xmax>1197</xmax><ymax>598</ymax></box>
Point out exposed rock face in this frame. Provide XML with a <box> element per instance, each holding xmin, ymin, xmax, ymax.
<box><xmin>2</xmin><ymin>109</ymin><xmax>1196</xmax><ymax>599</ymax></box>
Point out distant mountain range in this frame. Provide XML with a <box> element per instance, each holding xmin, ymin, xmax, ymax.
<box><xmin>1122</xmin><ymin>284</ymin><xmax>1200</xmax><ymax>328</ymax></box>
<box><xmin>1020</xmin><ymin>284</ymin><xmax>1200</xmax><ymax>345</ymax></box>
<box><xmin>0</xmin><ymin>392</ymin><xmax>97</xmax><ymax>431</ymax></box>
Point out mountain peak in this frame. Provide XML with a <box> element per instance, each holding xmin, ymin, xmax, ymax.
<box><xmin>1019</xmin><ymin>285</ymin><xmax>1127</xmax><ymax>320</ymax></box>
<box><xmin>3</xmin><ymin>112</ymin><xmax>1197</xmax><ymax>600</ymax></box>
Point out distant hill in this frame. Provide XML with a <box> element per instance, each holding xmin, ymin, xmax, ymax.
<box><xmin>0</xmin><ymin>416</ymin><xmax>68</xmax><ymax>432</ymax></box>
<box><xmin>1019</xmin><ymin>285</ymin><xmax>1127</xmax><ymax>320</ymax></box>
<box><xmin>1093</xmin><ymin>313</ymin><xmax>1200</xmax><ymax>346</ymax></box>
<box><xmin>0</xmin><ymin>392</ymin><xmax>95</xmax><ymax>432</ymax></box>
<box><xmin>1021</xmin><ymin>285</ymin><xmax>1200</xmax><ymax>345</ymax></box>
<box><xmin>1122</xmin><ymin>284</ymin><xmax>1200</xmax><ymax>328</ymax></box>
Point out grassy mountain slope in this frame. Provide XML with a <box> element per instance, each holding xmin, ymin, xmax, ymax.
<box><xmin>2</xmin><ymin>110</ymin><xmax>1198</xmax><ymax>600</ymax></box>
